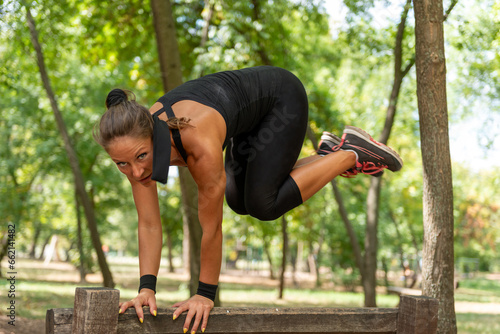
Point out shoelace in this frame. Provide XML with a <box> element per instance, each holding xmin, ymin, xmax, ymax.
<box><xmin>356</xmin><ymin>161</ymin><xmax>387</xmax><ymax>175</ymax></box>
<box><xmin>339</xmin><ymin>162</ymin><xmax>387</xmax><ymax>178</ymax></box>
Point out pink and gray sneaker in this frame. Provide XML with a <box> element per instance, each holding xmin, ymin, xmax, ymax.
<box><xmin>317</xmin><ymin>131</ymin><xmax>380</xmax><ymax>177</ymax></box>
<box><xmin>335</xmin><ymin>126</ymin><xmax>403</xmax><ymax>176</ymax></box>
<box><xmin>317</xmin><ymin>127</ymin><xmax>403</xmax><ymax>177</ymax></box>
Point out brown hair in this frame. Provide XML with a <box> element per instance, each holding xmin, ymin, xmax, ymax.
<box><xmin>94</xmin><ymin>89</ymin><xmax>191</xmax><ymax>149</ymax></box>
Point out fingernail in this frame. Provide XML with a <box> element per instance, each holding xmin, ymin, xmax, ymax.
<box><xmin>118</xmin><ymin>309</ymin><xmax>123</xmax><ymax>314</ymax></box>
<box><xmin>153</xmin><ymin>310</ymin><xmax>157</xmax><ymax>316</ymax></box>
<box><xmin>173</xmin><ymin>314</ymin><xmax>177</xmax><ymax>320</ymax></box>
<box><xmin>139</xmin><ymin>318</ymin><xmax>143</xmax><ymax>324</ymax></box>
<box><xmin>183</xmin><ymin>328</ymin><xmax>187</xmax><ymax>333</ymax></box>
<box><xmin>202</xmin><ymin>329</ymin><xmax>205</xmax><ymax>333</ymax></box>
<box><xmin>191</xmin><ymin>331</ymin><xmax>196</xmax><ymax>334</ymax></box>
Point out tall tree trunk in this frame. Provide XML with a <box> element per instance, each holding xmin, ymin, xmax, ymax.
<box><xmin>0</xmin><ymin>236</ymin><xmax>8</xmax><ymax>278</ymax></box>
<box><xmin>314</xmin><ymin>221</ymin><xmax>326</xmax><ymax>288</ymax></box>
<box><xmin>278</xmin><ymin>216</ymin><xmax>288</xmax><ymax>299</ymax></box>
<box><xmin>307</xmin><ymin>243</ymin><xmax>317</xmax><ymax>281</ymax></box>
<box><xmin>75</xmin><ymin>187</ymin><xmax>87</xmax><ymax>283</ymax></box>
<box><xmin>362</xmin><ymin>0</ymin><xmax>414</xmax><ymax>307</ymax></box>
<box><xmin>38</xmin><ymin>235</ymin><xmax>51</xmax><ymax>261</ymax></box>
<box><xmin>407</xmin><ymin>220</ymin><xmax>422</xmax><ymax>289</ymax></box>
<box><xmin>306</xmin><ymin>126</ymin><xmax>366</xmax><ymax>280</ymax></box>
<box><xmin>413</xmin><ymin>0</ymin><xmax>457</xmax><ymax>332</ymax></box>
<box><xmin>150</xmin><ymin>0</ymin><xmax>217</xmax><ymax>305</ymax></box>
<box><xmin>25</xmin><ymin>6</ymin><xmax>114</xmax><ymax>288</ymax></box>
<box><xmin>389</xmin><ymin>210</ymin><xmax>410</xmax><ymax>287</ymax></box>
<box><xmin>165</xmin><ymin>230</ymin><xmax>175</xmax><ymax>273</ymax></box>
<box><xmin>363</xmin><ymin>176</ymin><xmax>382</xmax><ymax>306</ymax></box>
<box><xmin>29</xmin><ymin>222</ymin><xmax>42</xmax><ymax>258</ymax></box>
<box><xmin>263</xmin><ymin>237</ymin><xmax>275</xmax><ymax>279</ymax></box>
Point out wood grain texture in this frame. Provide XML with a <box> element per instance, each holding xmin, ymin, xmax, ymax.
<box><xmin>397</xmin><ymin>296</ymin><xmax>438</xmax><ymax>334</ymax></box>
<box><xmin>49</xmin><ymin>306</ymin><xmax>398</xmax><ymax>334</ymax></box>
<box><xmin>47</xmin><ymin>289</ymin><xmax>439</xmax><ymax>334</ymax></box>
<box><xmin>71</xmin><ymin>288</ymin><xmax>119</xmax><ymax>334</ymax></box>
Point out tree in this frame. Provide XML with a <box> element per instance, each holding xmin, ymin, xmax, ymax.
<box><xmin>150</xmin><ymin>0</ymin><xmax>208</xmax><ymax>302</ymax></box>
<box><xmin>24</xmin><ymin>4</ymin><xmax>114</xmax><ymax>288</ymax></box>
<box><xmin>413</xmin><ymin>0</ymin><xmax>457</xmax><ymax>332</ymax></box>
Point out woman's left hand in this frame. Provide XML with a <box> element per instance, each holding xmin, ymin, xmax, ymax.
<box><xmin>173</xmin><ymin>294</ymin><xmax>214</xmax><ymax>333</ymax></box>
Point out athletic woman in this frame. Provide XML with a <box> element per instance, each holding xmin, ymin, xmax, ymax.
<box><xmin>94</xmin><ymin>66</ymin><xmax>403</xmax><ymax>333</ymax></box>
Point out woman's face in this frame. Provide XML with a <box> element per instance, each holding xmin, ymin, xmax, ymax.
<box><xmin>106</xmin><ymin>135</ymin><xmax>154</xmax><ymax>186</ymax></box>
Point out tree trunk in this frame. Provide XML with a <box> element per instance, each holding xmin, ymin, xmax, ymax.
<box><xmin>307</xmin><ymin>244</ymin><xmax>317</xmax><ymax>281</ymax></box>
<box><xmin>165</xmin><ymin>230</ymin><xmax>175</xmax><ymax>273</ymax></box>
<box><xmin>306</xmin><ymin>126</ymin><xmax>366</xmax><ymax>280</ymax></box>
<box><xmin>150</xmin><ymin>0</ymin><xmax>216</xmax><ymax>305</ymax></box>
<box><xmin>389</xmin><ymin>210</ymin><xmax>410</xmax><ymax>287</ymax></box>
<box><xmin>413</xmin><ymin>0</ymin><xmax>457</xmax><ymax>332</ymax></box>
<box><xmin>38</xmin><ymin>235</ymin><xmax>51</xmax><ymax>261</ymax></box>
<box><xmin>363</xmin><ymin>176</ymin><xmax>381</xmax><ymax>307</ymax></box>
<box><xmin>29</xmin><ymin>222</ymin><xmax>42</xmax><ymax>259</ymax></box>
<box><xmin>263</xmin><ymin>237</ymin><xmax>275</xmax><ymax>279</ymax></box>
<box><xmin>0</xmin><ymin>236</ymin><xmax>8</xmax><ymax>278</ymax></box>
<box><xmin>75</xmin><ymin>187</ymin><xmax>87</xmax><ymax>283</ymax></box>
<box><xmin>278</xmin><ymin>216</ymin><xmax>288</xmax><ymax>299</ymax></box>
<box><xmin>25</xmin><ymin>6</ymin><xmax>114</xmax><ymax>288</ymax></box>
<box><xmin>362</xmin><ymin>0</ymin><xmax>414</xmax><ymax>307</ymax></box>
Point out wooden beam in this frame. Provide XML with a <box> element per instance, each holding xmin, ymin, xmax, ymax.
<box><xmin>46</xmin><ymin>308</ymin><xmax>73</xmax><ymax>334</ymax></box>
<box><xmin>46</xmin><ymin>288</ymin><xmax>438</xmax><ymax>334</ymax></box>
<box><xmin>48</xmin><ymin>306</ymin><xmax>398</xmax><ymax>333</ymax></box>
<box><xmin>397</xmin><ymin>295</ymin><xmax>439</xmax><ymax>334</ymax></box>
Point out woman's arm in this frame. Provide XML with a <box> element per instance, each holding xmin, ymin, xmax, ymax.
<box><xmin>132</xmin><ymin>181</ymin><xmax>163</xmax><ymax>277</ymax></box>
<box><xmin>172</xmin><ymin>140</ymin><xmax>226</xmax><ymax>333</ymax></box>
<box><xmin>118</xmin><ymin>180</ymin><xmax>162</xmax><ymax>322</ymax></box>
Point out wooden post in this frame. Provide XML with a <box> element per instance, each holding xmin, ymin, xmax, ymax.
<box><xmin>71</xmin><ymin>287</ymin><xmax>119</xmax><ymax>334</ymax></box>
<box><xmin>397</xmin><ymin>295</ymin><xmax>439</xmax><ymax>334</ymax></box>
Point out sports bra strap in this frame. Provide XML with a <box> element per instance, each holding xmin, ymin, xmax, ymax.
<box><xmin>154</xmin><ymin>97</ymin><xmax>189</xmax><ymax>163</ymax></box>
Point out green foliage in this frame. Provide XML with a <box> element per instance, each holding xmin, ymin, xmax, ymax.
<box><xmin>0</xmin><ymin>0</ymin><xmax>498</xmax><ymax>297</ymax></box>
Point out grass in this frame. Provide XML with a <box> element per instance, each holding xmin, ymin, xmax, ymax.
<box><xmin>455</xmin><ymin>277</ymin><xmax>500</xmax><ymax>304</ymax></box>
<box><xmin>1</xmin><ymin>259</ymin><xmax>499</xmax><ymax>334</ymax></box>
<box><xmin>457</xmin><ymin>313</ymin><xmax>500</xmax><ymax>334</ymax></box>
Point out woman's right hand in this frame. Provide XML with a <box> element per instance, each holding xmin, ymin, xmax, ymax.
<box><xmin>119</xmin><ymin>288</ymin><xmax>157</xmax><ymax>323</ymax></box>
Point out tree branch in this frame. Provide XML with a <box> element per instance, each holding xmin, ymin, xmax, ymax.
<box><xmin>444</xmin><ymin>0</ymin><xmax>459</xmax><ymax>21</ymax></box>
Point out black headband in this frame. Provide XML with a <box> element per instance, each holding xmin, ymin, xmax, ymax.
<box><xmin>151</xmin><ymin>98</ymin><xmax>188</xmax><ymax>184</ymax></box>
<box><xmin>151</xmin><ymin>111</ymin><xmax>171</xmax><ymax>184</ymax></box>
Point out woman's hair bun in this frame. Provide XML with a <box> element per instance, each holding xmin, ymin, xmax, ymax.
<box><xmin>105</xmin><ymin>88</ymin><xmax>129</xmax><ymax>109</ymax></box>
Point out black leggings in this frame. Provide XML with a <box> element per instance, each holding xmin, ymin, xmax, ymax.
<box><xmin>224</xmin><ymin>73</ymin><xmax>309</xmax><ymax>221</ymax></box>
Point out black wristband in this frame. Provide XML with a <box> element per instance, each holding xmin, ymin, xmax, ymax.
<box><xmin>196</xmin><ymin>281</ymin><xmax>218</xmax><ymax>301</ymax></box>
<box><xmin>139</xmin><ymin>274</ymin><xmax>157</xmax><ymax>294</ymax></box>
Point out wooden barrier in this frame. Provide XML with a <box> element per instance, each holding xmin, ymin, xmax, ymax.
<box><xmin>46</xmin><ymin>287</ymin><xmax>438</xmax><ymax>334</ymax></box>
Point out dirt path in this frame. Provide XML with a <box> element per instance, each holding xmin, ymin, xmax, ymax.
<box><xmin>0</xmin><ymin>315</ymin><xmax>44</xmax><ymax>334</ymax></box>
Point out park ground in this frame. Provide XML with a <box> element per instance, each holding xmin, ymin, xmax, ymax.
<box><xmin>1</xmin><ymin>258</ymin><xmax>500</xmax><ymax>334</ymax></box>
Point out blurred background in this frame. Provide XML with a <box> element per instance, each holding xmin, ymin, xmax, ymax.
<box><xmin>0</xmin><ymin>0</ymin><xmax>499</xmax><ymax>333</ymax></box>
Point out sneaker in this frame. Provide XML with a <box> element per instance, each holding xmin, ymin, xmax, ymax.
<box><xmin>317</xmin><ymin>132</ymin><xmax>342</xmax><ymax>156</ymax></box>
<box><xmin>317</xmin><ymin>131</ymin><xmax>383</xmax><ymax>177</ymax></box>
<box><xmin>335</xmin><ymin>126</ymin><xmax>403</xmax><ymax>176</ymax></box>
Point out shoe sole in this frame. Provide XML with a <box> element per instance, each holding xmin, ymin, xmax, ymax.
<box><xmin>344</xmin><ymin>126</ymin><xmax>403</xmax><ymax>171</ymax></box>
<box><xmin>321</xmin><ymin>131</ymin><xmax>341</xmax><ymax>144</ymax></box>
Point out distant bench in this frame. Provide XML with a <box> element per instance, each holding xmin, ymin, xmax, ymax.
<box><xmin>46</xmin><ymin>287</ymin><xmax>438</xmax><ymax>334</ymax></box>
<box><xmin>387</xmin><ymin>286</ymin><xmax>422</xmax><ymax>296</ymax></box>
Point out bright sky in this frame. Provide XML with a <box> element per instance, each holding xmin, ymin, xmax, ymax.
<box><xmin>449</xmin><ymin>113</ymin><xmax>500</xmax><ymax>171</ymax></box>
